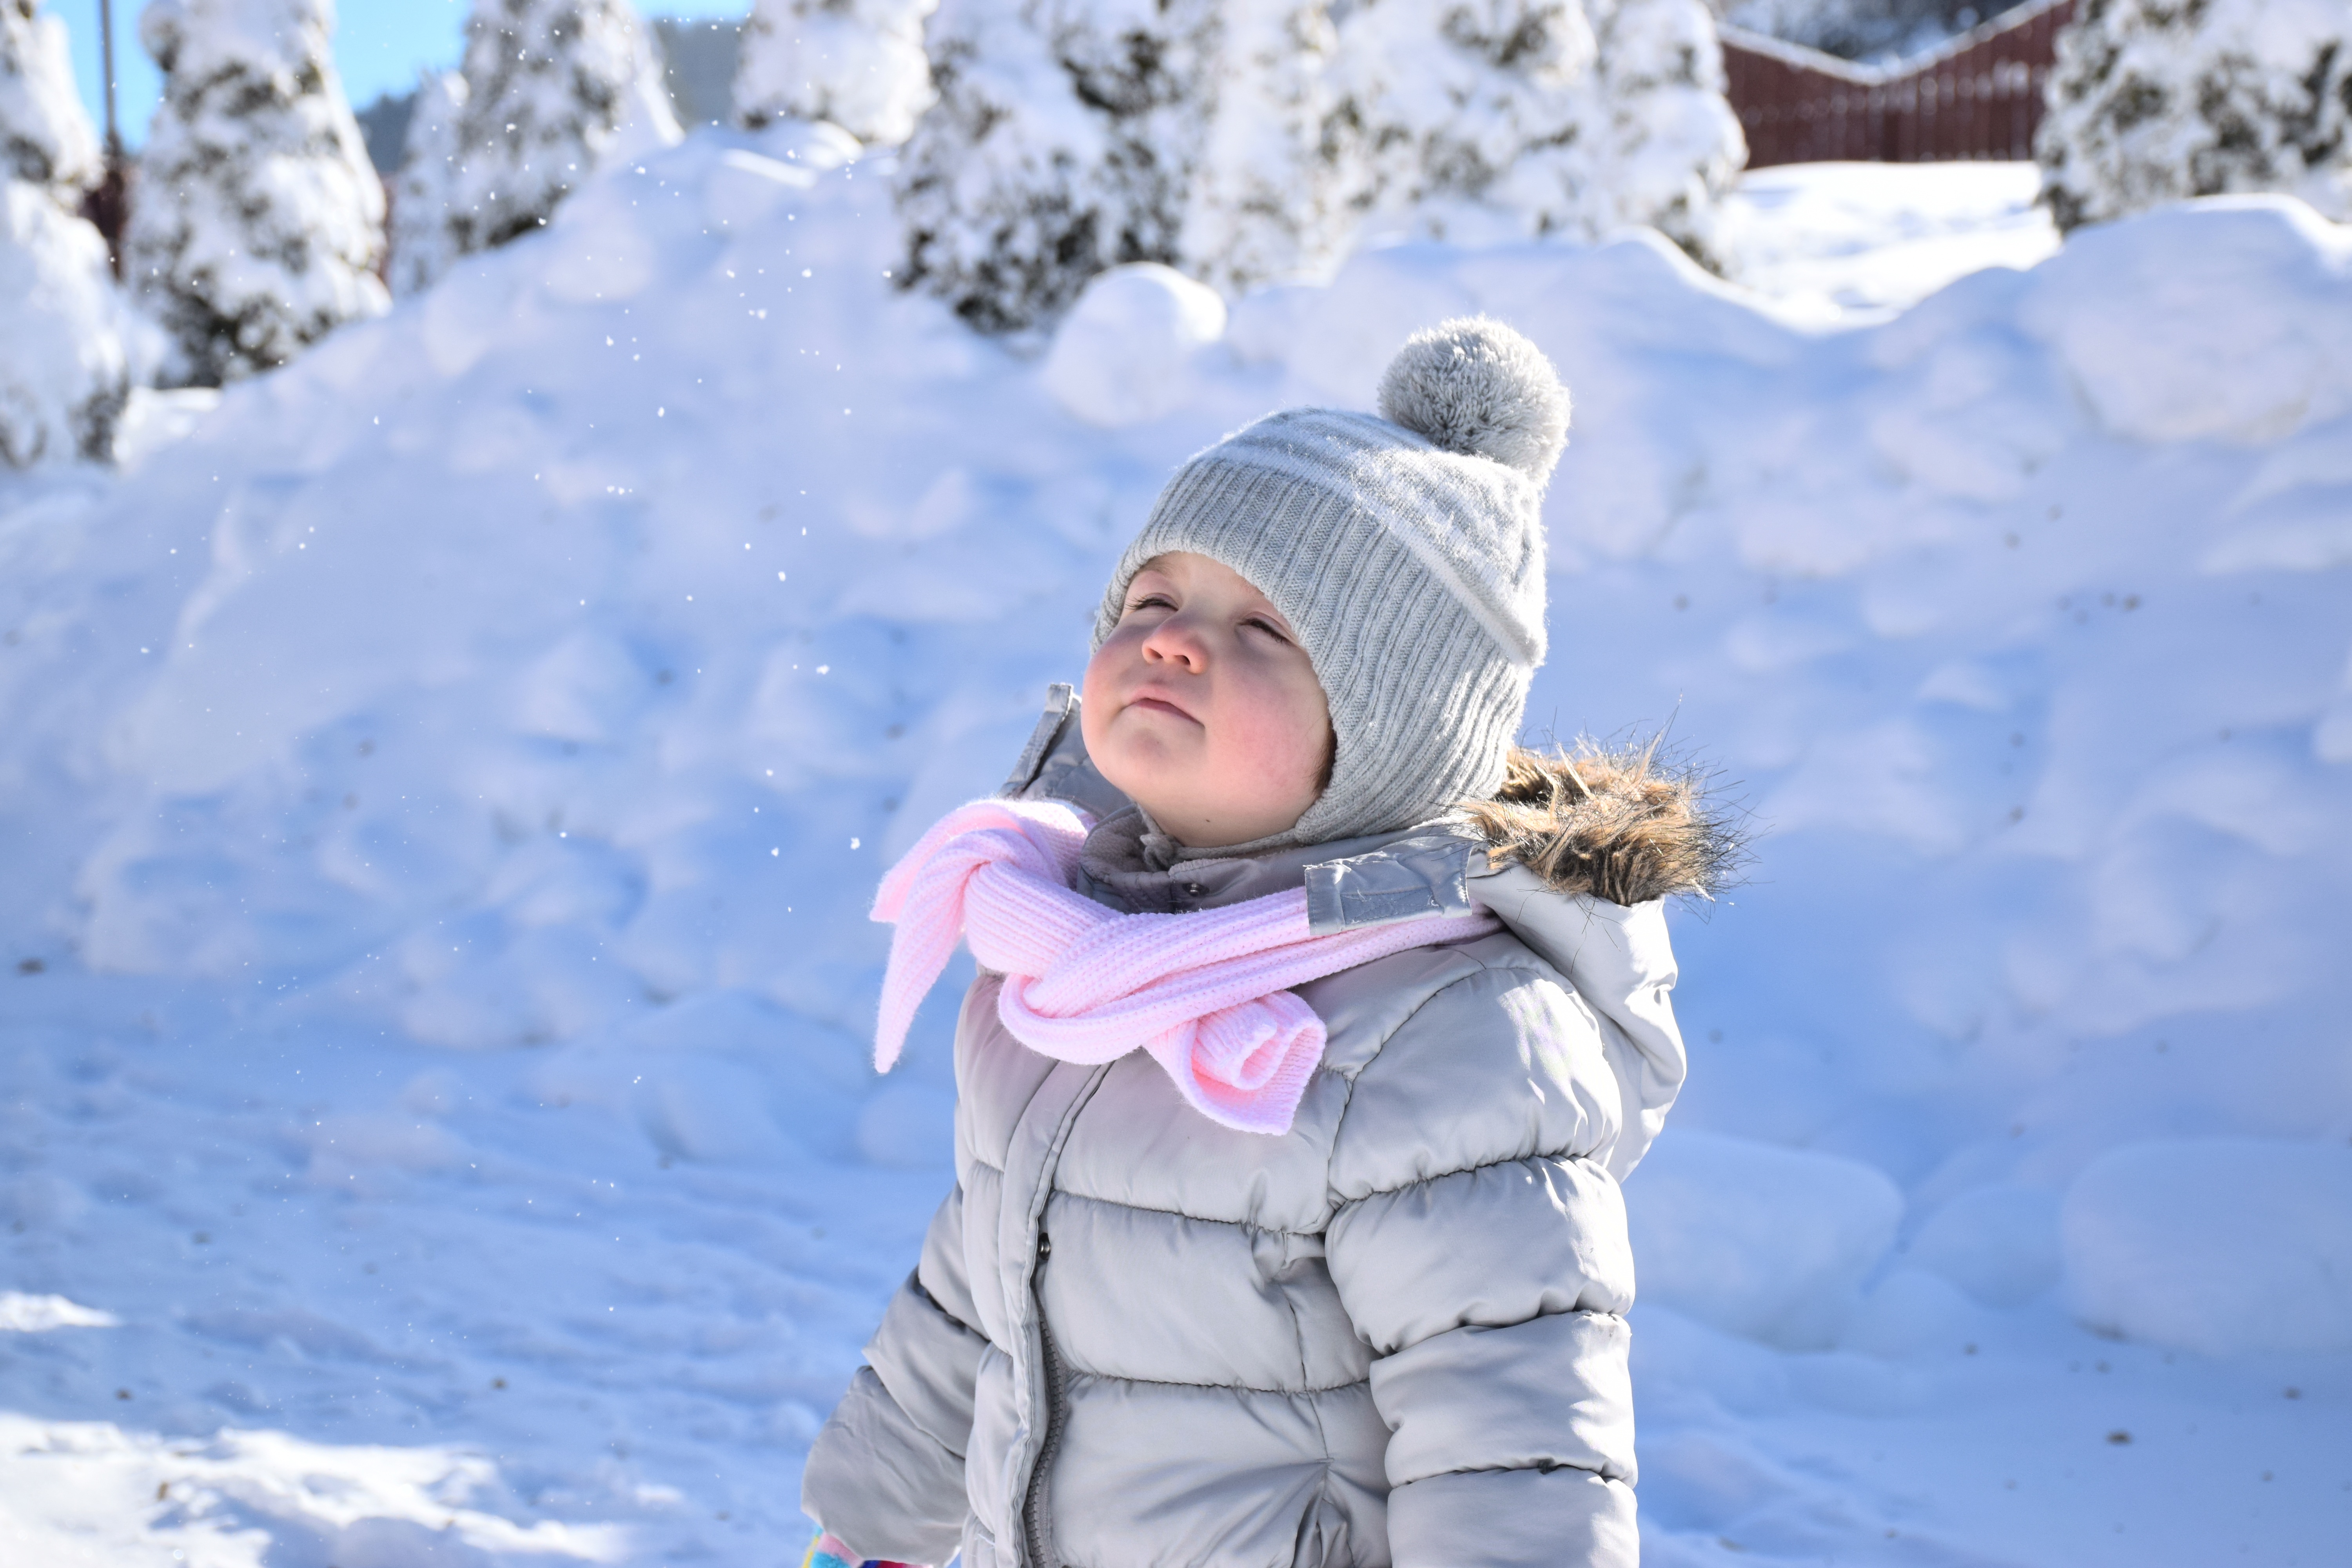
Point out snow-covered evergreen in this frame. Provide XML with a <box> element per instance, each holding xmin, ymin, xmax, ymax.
<box><xmin>0</xmin><ymin>180</ymin><xmax>131</xmax><ymax>465</ymax></box>
<box><xmin>1586</xmin><ymin>0</ymin><xmax>1745</xmax><ymax>270</ymax></box>
<box><xmin>1180</xmin><ymin>0</ymin><xmax>1346</xmax><ymax>294</ymax></box>
<box><xmin>2</xmin><ymin>0</ymin><xmax>127</xmax><ymax>466</ymax></box>
<box><xmin>898</xmin><ymin>0</ymin><xmax>1744</xmax><ymax>324</ymax></box>
<box><xmin>1327</xmin><ymin>0</ymin><xmax>1741</xmax><ymax>268</ymax></box>
<box><xmin>390</xmin><ymin>0</ymin><xmax>681</xmax><ymax>295</ymax></box>
<box><xmin>3</xmin><ymin>0</ymin><xmax>101</xmax><ymax>191</ymax></box>
<box><xmin>386</xmin><ymin>68</ymin><xmax>466</xmax><ymax>297</ymax></box>
<box><xmin>896</xmin><ymin>0</ymin><xmax>1220</xmax><ymax>332</ymax></box>
<box><xmin>125</xmin><ymin>0</ymin><xmax>387</xmax><ymax>387</ymax></box>
<box><xmin>734</xmin><ymin>0</ymin><xmax>938</xmax><ymax>146</ymax></box>
<box><xmin>2038</xmin><ymin>0</ymin><xmax>2352</xmax><ymax>231</ymax></box>
<box><xmin>1327</xmin><ymin>0</ymin><xmax>1601</xmax><ymax>247</ymax></box>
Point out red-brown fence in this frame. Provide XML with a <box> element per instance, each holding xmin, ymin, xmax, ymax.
<box><xmin>1722</xmin><ymin>0</ymin><xmax>2078</xmax><ymax>168</ymax></box>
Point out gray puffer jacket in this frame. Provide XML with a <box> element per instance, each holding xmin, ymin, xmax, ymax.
<box><xmin>804</xmin><ymin>691</ymin><xmax>1702</xmax><ymax>1568</ymax></box>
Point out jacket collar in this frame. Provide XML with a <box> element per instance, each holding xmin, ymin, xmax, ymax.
<box><xmin>1077</xmin><ymin>805</ymin><xmax>1475</xmax><ymax>921</ymax></box>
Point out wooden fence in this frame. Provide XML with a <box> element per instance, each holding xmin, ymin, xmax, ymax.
<box><xmin>1722</xmin><ymin>0</ymin><xmax>2078</xmax><ymax>167</ymax></box>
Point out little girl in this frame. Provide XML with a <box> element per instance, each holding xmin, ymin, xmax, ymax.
<box><xmin>801</xmin><ymin>318</ymin><xmax>1719</xmax><ymax>1568</ymax></box>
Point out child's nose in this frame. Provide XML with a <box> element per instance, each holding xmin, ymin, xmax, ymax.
<box><xmin>1142</xmin><ymin>615</ymin><xmax>1209</xmax><ymax>671</ymax></box>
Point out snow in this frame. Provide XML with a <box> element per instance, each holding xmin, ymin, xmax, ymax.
<box><xmin>1625</xmin><ymin>1130</ymin><xmax>1904</xmax><ymax>1350</ymax></box>
<box><xmin>1</xmin><ymin>0</ymin><xmax>102</xmax><ymax>191</ymax></box>
<box><xmin>1724</xmin><ymin>159</ymin><xmax>2061</xmax><ymax>316</ymax></box>
<box><xmin>0</xmin><ymin>1293</ymin><xmax>121</xmax><ymax>1332</ymax></box>
<box><xmin>1040</xmin><ymin>263</ymin><xmax>1229</xmax><ymax>429</ymax></box>
<box><xmin>1</xmin><ymin>0</ymin><xmax>128</xmax><ymax>468</ymax></box>
<box><xmin>388</xmin><ymin>0</ymin><xmax>681</xmax><ymax>296</ymax></box>
<box><xmin>1179</xmin><ymin>0</ymin><xmax>1345</xmax><ymax>296</ymax></box>
<box><xmin>734</xmin><ymin>0</ymin><xmax>939</xmax><ymax>146</ymax></box>
<box><xmin>2063</xmin><ymin>1140</ymin><xmax>2352</xmax><ymax>1357</ymax></box>
<box><xmin>0</xmin><ymin>180</ymin><xmax>132</xmax><ymax>466</ymax></box>
<box><xmin>1328</xmin><ymin>0</ymin><xmax>1741</xmax><ymax>270</ymax></box>
<box><xmin>1330</xmin><ymin>0</ymin><xmax>1601</xmax><ymax>246</ymax></box>
<box><xmin>0</xmin><ymin>148</ymin><xmax>2348</xmax><ymax>1565</ymax></box>
<box><xmin>895</xmin><ymin>0</ymin><xmax>1222</xmax><ymax>331</ymax></box>
<box><xmin>125</xmin><ymin>0</ymin><xmax>389</xmax><ymax>386</ymax></box>
<box><xmin>2038</xmin><ymin>0</ymin><xmax>2352</xmax><ymax>229</ymax></box>
<box><xmin>2019</xmin><ymin>197</ymin><xmax>2352</xmax><ymax>443</ymax></box>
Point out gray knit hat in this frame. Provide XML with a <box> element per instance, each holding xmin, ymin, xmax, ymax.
<box><xmin>1093</xmin><ymin>316</ymin><xmax>1569</xmax><ymax>852</ymax></box>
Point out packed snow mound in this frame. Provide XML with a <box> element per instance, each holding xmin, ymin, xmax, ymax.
<box><xmin>2</xmin><ymin>136</ymin><xmax>2349</xmax><ymax>1565</ymax></box>
<box><xmin>1903</xmin><ymin>1182</ymin><xmax>2062</xmax><ymax>1307</ymax></box>
<box><xmin>1626</xmin><ymin>1129</ymin><xmax>1902</xmax><ymax>1348</ymax></box>
<box><xmin>2063</xmin><ymin>1139</ymin><xmax>2352</xmax><ymax>1356</ymax></box>
<box><xmin>1041</xmin><ymin>263</ymin><xmax>1228</xmax><ymax>429</ymax></box>
<box><xmin>2021</xmin><ymin>197</ymin><xmax>2352</xmax><ymax>444</ymax></box>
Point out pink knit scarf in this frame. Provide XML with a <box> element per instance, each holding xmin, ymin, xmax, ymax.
<box><xmin>871</xmin><ymin>799</ymin><xmax>1499</xmax><ymax>1135</ymax></box>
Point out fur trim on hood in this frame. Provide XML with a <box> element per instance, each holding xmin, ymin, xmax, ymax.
<box><xmin>1464</xmin><ymin>740</ymin><xmax>1745</xmax><ymax>906</ymax></box>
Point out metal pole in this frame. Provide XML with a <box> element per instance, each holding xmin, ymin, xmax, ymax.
<box><xmin>98</xmin><ymin>0</ymin><xmax>120</xmax><ymax>156</ymax></box>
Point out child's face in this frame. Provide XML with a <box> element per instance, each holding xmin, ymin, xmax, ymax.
<box><xmin>1082</xmin><ymin>552</ymin><xmax>1333</xmax><ymax>849</ymax></box>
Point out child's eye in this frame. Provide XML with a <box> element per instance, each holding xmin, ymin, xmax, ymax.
<box><xmin>1243</xmin><ymin>618</ymin><xmax>1291</xmax><ymax>643</ymax></box>
<box><xmin>1129</xmin><ymin>593</ymin><xmax>1176</xmax><ymax>613</ymax></box>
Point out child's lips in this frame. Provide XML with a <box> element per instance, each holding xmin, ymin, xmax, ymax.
<box><xmin>1127</xmin><ymin>693</ymin><xmax>1199</xmax><ymax>724</ymax></box>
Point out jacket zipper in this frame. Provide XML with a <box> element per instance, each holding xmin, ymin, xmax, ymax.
<box><xmin>1020</xmin><ymin>1226</ymin><xmax>1065</xmax><ymax>1568</ymax></box>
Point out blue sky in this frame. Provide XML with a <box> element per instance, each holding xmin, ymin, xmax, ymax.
<box><xmin>60</xmin><ymin>0</ymin><xmax>749</xmax><ymax>147</ymax></box>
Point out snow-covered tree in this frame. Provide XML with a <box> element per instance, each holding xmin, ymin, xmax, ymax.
<box><xmin>3</xmin><ymin>0</ymin><xmax>101</xmax><ymax>192</ymax></box>
<box><xmin>125</xmin><ymin>0</ymin><xmax>387</xmax><ymax>387</ymax></box>
<box><xmin>1327</xmin><ymin>0</ymin><xmax>1739</xmax><ymax>268</ymax></box>
<box><xmin>386</xmin><ymin>67</ymin><xmax>466</xmax><ymax>296</ymax></box>
<box><xmin>1327</xmin><ymin>0</ymin><xmax>1599</xmax><ymax>245</ymax></box>
<box><xmin>2038</xmin><ymin>0</ymin><xmax>2352</xmax><ymax>230</ymax></box>
<box><xmin>734</xmin><ymin>0</ymin><xmax>939</xmax><ymax>145</ymax></box>
<box><xmin>2</xmin><ymin>185</ymin><xmax>130</xmax><ymax>465</ymax></box>
<box><xmin>1586</xmin><ymin>0</ymin><xmax>1745</xmax><ymax>270</ymax></box>
<box><xmin>390</xmin><ymin>0</ymin><xmax>681</xmax><ymax>294</ymax></box>
<box><xmin>895</xmin><ymin>0</ymin><xmax>1221</xmax><ymax>332</ymax></box>
<box><xmin>1180</xmin><ymin>0</ymin><xmax>1347</xmax><ymax>294</ymax></box>
<box><xmin>2</xmin><ymin>2</ymin><xmax>128</xmax><ymax>465</ymax></box>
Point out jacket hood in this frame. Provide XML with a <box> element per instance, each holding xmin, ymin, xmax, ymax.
<box><xmin>1464</xmin><ymin>740</ymin><xmax>1743</xmax><ymax>906</ymax></box>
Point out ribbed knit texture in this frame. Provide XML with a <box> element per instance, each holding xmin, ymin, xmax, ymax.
<box><xmin>871</xmin><ymin>799</ymin><xmax>1498</xmax><ymax>1134</ymax></box>
<box><xmin>1092</xmin><ymin>319</ymin><xmax>1567</xmax><ymax>851</ymax></box>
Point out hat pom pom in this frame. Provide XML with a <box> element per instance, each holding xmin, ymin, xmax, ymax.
<box><xmin>1376</xmin><ymin>317</ymin><xmax>1570</xmax><ymax>485</ymax></box>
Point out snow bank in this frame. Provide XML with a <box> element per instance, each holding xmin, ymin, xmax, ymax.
<box><xmin>1626</xmin><ymin>1129</ymin><xmax>1902</xmax><ymax>1348</ymax></box>
<box><xmin>2063</xmin><ymin>1138</ymin><xmax>2352</xmax><ymax>1356</ymax></box>
<box><xmin>1</xmin><ymin>145</ymin><xmax>2348</xmax><ymax>1563</ymax></box>
<box><xmin>0</xmin><ymin>1412</ymin><xmax>627</xmax><ymax>1566</ymax></box>
<box><xmin>2021</xmin><ymin>198</ymin><xmax>2352</xmax><ymax>444</ymax></box>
